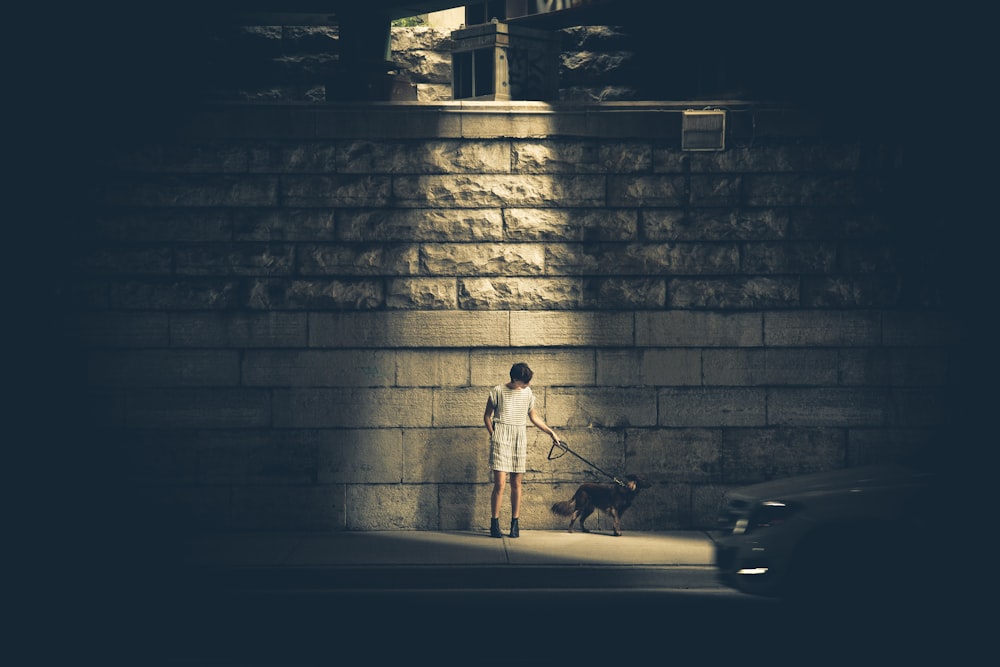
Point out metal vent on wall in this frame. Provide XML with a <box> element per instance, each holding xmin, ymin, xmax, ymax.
<box><xmin>681</xmin><ymin>109</ymin><xmax>726</xmax><ymax>151</ymax></box>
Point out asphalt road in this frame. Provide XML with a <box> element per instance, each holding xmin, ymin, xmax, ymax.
<box><xmin>80</xmin><ymin>565</ymin><xmax>965</xmax><ymax>665</ymax></box>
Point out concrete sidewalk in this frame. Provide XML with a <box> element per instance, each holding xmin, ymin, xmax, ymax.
<box><xmin>174</xmin><ymin>529</ymin><xmax>724</xmax><ymax>592</ymax></box>
<box><xmin>180</xmin><ymin>529</ymin><xmax>717</xmax><ymax>568</ymax></box>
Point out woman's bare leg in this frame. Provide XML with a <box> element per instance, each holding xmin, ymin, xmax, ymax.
<box><xmin>490</xmin><ymin>470</ymin><xmax>507</xmax><ymax>519</ymax></box>
<box><xmin>509</xmin><ymin>472</ymin><xmax>523</xmax><ymax>518</ymax></box>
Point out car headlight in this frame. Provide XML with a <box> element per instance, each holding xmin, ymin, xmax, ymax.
<box><xmin>734</xmin><ymin>500</ymin><xmax>802</xmax><ymax>534</ymax></box>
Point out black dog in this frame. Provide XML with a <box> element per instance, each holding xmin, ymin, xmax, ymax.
<box><xmin>551</xmin><ymin>474</ymin><xmax>650</xmax><ymax>536</ymax></box>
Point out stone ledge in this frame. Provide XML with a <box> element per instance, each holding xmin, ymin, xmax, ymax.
<box><xmin>176</xmin><ymin>100</ymin><xmax>807</xmax><ymax>140</ymax></box>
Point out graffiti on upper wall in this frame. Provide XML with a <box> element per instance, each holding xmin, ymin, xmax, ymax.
<box><xmin>535</xmin><ymin>0</ymin><xmax>594</xmax><ymax>11</ymax></box>
<box><xmin>508</xmin><ymin>45</ymin><xmax>555</xmax><ymax>100</ymax></box>
<box><xmin>507</xmin><ymin>0</ymin><xmax>606</xmax><ymax>20</ymax></box>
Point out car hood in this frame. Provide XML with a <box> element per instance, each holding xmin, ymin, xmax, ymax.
<box><xmin>725</xmin><ymin>464</ymin><xmax>934</xmax><ymax>503</ymax></box>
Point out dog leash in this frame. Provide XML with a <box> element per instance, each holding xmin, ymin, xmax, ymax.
<box><xmin>547</xmin><ymin>440</ymin><xmax>625</xmax><ymax>487</ymax></box>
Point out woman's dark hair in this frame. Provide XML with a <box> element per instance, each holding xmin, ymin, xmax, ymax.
<box><xmin>509</xmin><ymin>362</ymin><xmax>533</xmax><ymax>383</ymax></box>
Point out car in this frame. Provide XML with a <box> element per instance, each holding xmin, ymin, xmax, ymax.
<box><xmin>712</xmin><ymin>463</ymin><xmax>940</xmax><ymax>602</ymax></box>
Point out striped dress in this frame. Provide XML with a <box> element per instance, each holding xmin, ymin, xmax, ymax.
<box><xmin>488</xmin><ymin>384</ymin><xmax>535</xmax><ymax>473</ymax></box>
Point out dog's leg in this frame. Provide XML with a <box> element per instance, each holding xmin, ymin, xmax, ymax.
<box><xmin>610</xmin><ymin>508</ymin><xmax>621</xmax><ymax>536</ymax></box>
<box><xmin>567</xmin><ymin>510</ymin><xmax>580</xmax><ymax>533</ymax></box>
<box><xmin>578</xmin><ymin>506</ymin><xmax>594</xmax><ymax>533</ymax></box>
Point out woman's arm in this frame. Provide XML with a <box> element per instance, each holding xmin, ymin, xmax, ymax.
<box><xmin>528</xmin><ymin>407</ymin><xmax>559</xmax><ymax>443</ymax></box>
<box><xmin>483</xmin><ymin>398</ymin><xmax>495</xmax><ymax>436</ymax></box>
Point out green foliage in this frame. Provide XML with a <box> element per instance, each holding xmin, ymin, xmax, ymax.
<box><xmin>392</xmin><ymin>15</ymin><xmax>426</xmax><ymax>27</ymax></box>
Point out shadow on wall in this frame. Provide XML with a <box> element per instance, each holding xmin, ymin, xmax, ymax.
<box><xmin>51</xmin><ymin>6</ymin><xmax>968</xmax><ymax>538</ymax></box>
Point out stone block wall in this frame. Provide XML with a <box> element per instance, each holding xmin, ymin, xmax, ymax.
<box><xmin>71</xmin><ymin>102</ymin><xmax>963</xmax><ymax>533</ymax></box>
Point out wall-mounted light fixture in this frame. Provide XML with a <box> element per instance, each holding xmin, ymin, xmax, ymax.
<box><xmin>681</xmin><ymin>109</ymin><xmax>726</xmax><ymax>151</ymax></box>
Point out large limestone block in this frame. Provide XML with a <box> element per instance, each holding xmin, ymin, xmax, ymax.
<box><xmin>403</xmin><ymin>427</ymin><xmax>487</xmax><ymax>484</ymax></box>
<box><xmin>338</xmin><ymin>208</ymin><xmax>504</xmax><ymax>242</ymax></box>
<box><xmin>596</xmin><ymin>348</ymin><xmax>701</xmax><ymax>386</ymax></box>
<box><xmin>764</xmin><ymin>310</ymin><xmax>881</xmax><ymax>346</ymax></box>
<box><xmin>458</xmin><ymin>277</ymin><xmax>581</xmax><ymax>309</ymax></box>
<box><xmin>768</xmin><ymin>387</ymin><xmax>888</xmax><ymax>427</ymax></box>
<box><xmin>170</xmin><ymin>312</ymin><xmax>307</xmax><ymax>348</ymax></box>
<box><xmin>547</xmin><ymin>387</ymin><xmax>657</xmax><ymax>428</ymax></box>
<box><xmin>311</xmin><ymin>312</ymin><xmax>510</xmax><ymax>348</ymax></box>
<box><xmin>636</xmin><ymin>311</ymin><xmax>762</xmax><ymax>347</ymax></box>
<box><xmin>470</xmin><ymin>349</ymin><xmax>595</xmax><ymax>387</ymax></box>
<box><xmin>720</xmin><ymin>427</ymin><xmax>847</xmax><ymax>484</ymax></box>
<box><xmin>510</xmin><ymin>311</ymin><xmax>634</xmax><ymax>347</ymax></box>
<box><xmin>346</xmin><ymin>484</ymin><xmax>440</xmax><ymax>530</ymax></box>
<box><xmin>318</xmin><ymin>429</ymin><xmax>403</xmax><ymax>484</ymax></box>
<box><xmin>242</xmin><ymin>349</ymin><xmax>396</xmax><ymax>387</ymax></box>
<box><xmin>625</xmin><ymin>427</ymin><xmax>722</xmax><ymax>483</ymax></box>
<box><xmin>272</xmin><ymin>387</ymin><xmax>434</xmax><ymax>428</ymax></box>
<box><xmin>658</xmin><ymin>387</ymin><xmax>766</xmax><ymax>427</ymax></box>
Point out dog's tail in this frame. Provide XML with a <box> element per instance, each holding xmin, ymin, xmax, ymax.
<box><xmin>551</xmin><ymin>500</ymin><xmax>575</xmax><ymax>516</ymax></box>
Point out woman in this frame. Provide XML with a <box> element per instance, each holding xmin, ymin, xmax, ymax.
<box><xmin>483</xmin><ymin>362</ymin><xmax>560</xmax><ymax>538</ymax></box>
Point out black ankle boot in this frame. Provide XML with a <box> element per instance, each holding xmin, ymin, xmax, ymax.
<box><xmin>490</xmin><ymin>518</ymin><xmax>503</xmax><ymax>538</ymax></box>
<box><xmin>509</xmin><ymin>518</ymin><xmax>519</xmax><ymax>538</ymax></box>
